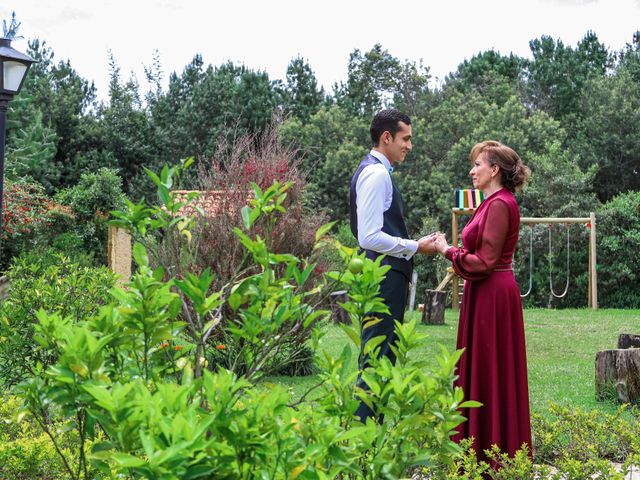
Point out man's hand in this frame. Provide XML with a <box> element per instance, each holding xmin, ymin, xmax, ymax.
<box><xmin>417</xmin><ymin>232</ymin><xmax>440</xmax><ymax>255</ymax></box>
<box><xmin>432</xmin><ymin>233</ymin><xmax>450</xmax><ymax>256</ymax></box>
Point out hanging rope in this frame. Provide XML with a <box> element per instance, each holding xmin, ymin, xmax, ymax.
<box><xmin>548</xmin><ymin>224</ymin><xmax>570</xmax><ymax>298</ymax></box>
<box><xmin>519</xmin><ymin>226</ymin><xmax>534</xmax><ymax>298</ymax></box>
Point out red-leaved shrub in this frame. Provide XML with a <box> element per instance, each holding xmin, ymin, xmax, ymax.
<box><xmin>150</xmin><ymin>123</ymin><xmax>330</xmax><ymax>376</ymax></box>
<box><xmin>1</xmin><ymin>181</ymin><xmax>75</xmax><ymax>267</ymax></box>
<box><xmin>164</xmin><ymin>123</ymin><xmax>328</xmax><ymax>289</ymax></box>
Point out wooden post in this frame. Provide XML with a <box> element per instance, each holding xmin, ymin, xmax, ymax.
<box><xmin>408</xmin><ymin>270</ymin><xmax>418</xmax><ymax>311</ymax></box>
<box><xmin>588</xmin><ymin>237</ymin><xmax>592</xmax><ymax>308</ymax></box>
<box><xmin>329</xmin><ymin>290</ymin><xmax>349</xmax><ymax>324</ymax></box>
<box><xmin>451</xmin><ymin>210</ymin><xmax>460</xmax><ymax>311</ymax></box>
<box><xmin>590</xmin><ymin>212</ymin><xmax>598</xmax><ymax>310</ymax></box>
<box><xmin>108</xmin><ymin>226</ymin><xmax>132</xmax><ymax>284</ymax></box>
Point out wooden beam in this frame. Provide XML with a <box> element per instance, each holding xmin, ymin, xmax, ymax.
<box><xmin>453</xmin><ymin>209</ymin><xmax>591</xmax><ymax>225</ymax></box>
<box><xmin>436</xmin><ymin>270</ymin><xmax>455</xmax><ymax>292</ymax></box>
<box><xmin>521</xmin><ymin>217</ymin><xmax>591</xmax><ymax>224</ymax></box>
<box><xmin>451</xmin><ymin>210</ymin><xmax>460</xmax><ymax>311</ymax></box>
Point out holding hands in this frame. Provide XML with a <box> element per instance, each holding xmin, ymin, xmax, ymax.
<box><xmin>432</xmin><ymin>233</ymin><xmax>449</xmax><ymax>256</ymax></box>
<box><xmin>417</xmin><ymin>231</ymin><xmax>450</xmax><ymax>256</ymax></box>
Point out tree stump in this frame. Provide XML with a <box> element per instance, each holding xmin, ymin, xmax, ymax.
<box><xmin>618</xmin><ymin>333</ymin><xmax>640</xmax><ymax>349</ymax></box>
<box><xmin>422</xmin><ymin>289</ymin><xmax>446</xmax><ymax>325</ymax></box>
<box><xmin>329</xmin><ymin>290</ymin><xmax>349</xmax><ymax>324</ymax></box>
<box><xmin>595</xmin><ymin>348</ymin><xmax>640</xmax><ymax>404</ymax></box>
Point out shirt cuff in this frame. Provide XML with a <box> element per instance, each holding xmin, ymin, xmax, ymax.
<box><xmin>401</xmin><ymin>239</ymin><xmax>419</xmax><ymax>259</ymax></box>
<box><xmin>445</xmin><ymin>246</ymin><xmax>456</xmax><ymax>261</ymax></box>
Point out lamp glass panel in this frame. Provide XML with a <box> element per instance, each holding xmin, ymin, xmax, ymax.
<box><xmin>3</xmin><ymin>61</ymin><xmax>28</xmax><ymax>92</ymax></box>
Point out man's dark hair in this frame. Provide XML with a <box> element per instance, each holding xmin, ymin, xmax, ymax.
<box><xmin>370</xmin><ymin>109</ymin><xmax>411</xmax><ymax>145</ymax></box>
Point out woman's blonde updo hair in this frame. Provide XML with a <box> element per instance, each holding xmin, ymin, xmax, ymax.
<box><xmin>470</xmin><ymin>140</ymin><xmax>531</xmax><ymax>193</ymax></box>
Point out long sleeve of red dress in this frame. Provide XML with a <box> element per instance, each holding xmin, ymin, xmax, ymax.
<box><xmin>445</xmin><ymin>199</ymin><xmax>509</xmax><ymax>281</ymax></box>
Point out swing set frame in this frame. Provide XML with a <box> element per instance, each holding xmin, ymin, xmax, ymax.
<box><xmin>446</xmin><ymin>209</ymin><xmax>598</xmax><ymax>310</ymax></box>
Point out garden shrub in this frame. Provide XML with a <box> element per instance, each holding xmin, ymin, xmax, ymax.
<box><xmin>271</xmin><ymin>344</ymin><xmax>319</xmax><ymax>376</ymax></box>
<box><xmin>48</xmin><ymin>234</ymin><xmax>96</xmax><ymax>266</ymax></box>
<box><xmin>1</xmin><ymin>173</ymin><xmax>118</xmax><ymax>268</ymax></box>
<box><xmin>597</xmin><ymin>190</ymin><xmax>640</xmax><ymax>308</ymax></box>
<box><xmin>0</xmin><ymin>252</ymin><xmax>116</xmax><ymax>388</ymax></box>
<box><xmin>1</xmin><ymin>179</ymin><xmax>56</xmax><ymax>268</ymax></box>
<box><xmin>438</xmin><ymin>403</ymin><xmax>640</xmax><ymax>479</ymax></box>
<box><xmin>188</xmin><ymin>124</ymin><xmax>328</xmax><ymax>289</ymax></box>
<box><xmin>133</xmin><ymin>125</ymin><xmax>329</xmax><ymax>377</ymax></box>
<box><xmin>16</xmin><ymin>167</ymin><xmax>470</xmax><ymax>479</ymax></box>
<box><xmin>443</xmin><ymin>439</ymin><xmax>537</xmax><ymax>479</ymax></box>
<box><xmin>54</xmin><ymin>167</ymin><xmax>126</xmax><ymax>264</ymax></box>
<box><xmin>532</xmin><ymin>403</ymin><xmax>640</xmax><ymax>466</ymax></box>
<box><xmin>0</xmin><ymin>396</ymin><xmax>73</xmax><ymax>480</ymax></box>
<box><xmin>213</xmin><ymin>337</ymin><xmax>320</xmax><ymax>377</ymax></box>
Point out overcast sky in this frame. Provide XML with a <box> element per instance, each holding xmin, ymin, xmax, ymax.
<box><xmin>3</xmin><ymin>0</ymin><xmax>640</xmax><ymax>100</ymax></box>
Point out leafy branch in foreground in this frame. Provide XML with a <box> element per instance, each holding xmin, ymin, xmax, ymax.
<box><xmin>14</xmin><ymin>163</ymin><xmax>470</xmax><ymax>479</ymax></box>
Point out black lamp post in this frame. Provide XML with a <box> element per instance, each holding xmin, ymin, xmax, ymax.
<box><xmin>0</xmin><ymin>37</ymin><xmax>35</xmax><ymax>242</ymax></box>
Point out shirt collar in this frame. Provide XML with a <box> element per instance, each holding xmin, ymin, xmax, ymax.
<box><xmin>370</xmin><ymin>149</ymin><xmax>393</xmax><ymax>174</ymax></box>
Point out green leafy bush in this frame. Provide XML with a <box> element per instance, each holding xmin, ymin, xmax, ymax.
<box><xmin>0</xmin><ymin>396</ymin><xmax>73</xmax><ymax>480</ymax></box>
<box><xmin>15</xmin><ymin>166</ymin><xmax>469</xmax><ymax>479</ymax></box>
<box><xmin>532</xmin><ymin>403</ymin><xmax>640</xmax><ymax>467</ymax></box>
<box><xmin>1</xmin><ymin>171</ymin><xmax>122</xmax><ymax>267</ymax></box>
<box><xmin>129</xmin><ymin>126</ymin><xmax>329</xmax><ymax>377</ymax></box>
<box><xmin>54</xmin><ymin>167</ymin><xmax>126</xmax><ymax>263</ymax></box>
<box><xmin>597</xmin><ymin>190</ymin><xmax>640</xmax><ymax>308</ymax></box>
<box><xmin>439</xmin><ymin>403</ymin><xmax>640</xmax><ymax>479</ymax></box>
<box><xmin>0</xmin><ymin>253</ymin><xmax>116</xmax><ymax>388</ymax></box>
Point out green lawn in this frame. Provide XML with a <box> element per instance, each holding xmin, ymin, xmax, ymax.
<box><xmin>267</xmin><ymin>308</ymin><xmax>640</xmax><ymax>416</ymax></box>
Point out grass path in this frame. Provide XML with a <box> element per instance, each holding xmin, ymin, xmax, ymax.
<box><xmin>267</xmin><ymin>308</ymin><xmax>640</xmax><ymax>415</ymax></box>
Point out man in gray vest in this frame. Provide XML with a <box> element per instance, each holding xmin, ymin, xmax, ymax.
<box><xmin>349</xmin><ymin>109</ymin><xmax>437</xmax><ymax>422</ymax></box>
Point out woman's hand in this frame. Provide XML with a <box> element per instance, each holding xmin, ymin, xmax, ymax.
<box><xmin>418</xmin><ymin>231</ymin><xmax>444</xmax><ymax>255</ymax></box>
<box><xmin>433</xmin><ymin>233</ymin><xmax>450</xmax><ymax>256</ymax></box>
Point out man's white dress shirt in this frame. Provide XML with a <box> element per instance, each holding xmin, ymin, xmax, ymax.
<box><xmin>355</xmin><ymin>149</ymin><xmax>418</xmax><ymax>260</ymax></box>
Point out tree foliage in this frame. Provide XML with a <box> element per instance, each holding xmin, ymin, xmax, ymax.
<box><xmin>445</xmin><ymin>50</ymin><xmax>526</xmax><ymax>107</ymax></box>
<box><xmin>572</xmin><ymin>71</ymin><xmax>640</xmax><ymax>200</ymax></box>
<box><xmin>596</xmin><ymin>191</ymin><xmax>640</xmax><ymax>308</ymax></box>
<box><xmin>3</xmin><ymin>26</ymin><xmax>639</xmax><ymax>307</ymax></box>
<box><xmin>282</xmin><ymin>56</ymin><xmax>326</xmax><ymax>122</ymax></box>
<box><xmin>525</xmin><ymin>31</ymin><xmax>611</xmax><ymax>122</ymax></box>
<box><xmin>335</xmin><ymin>44</ymin><xmax>402</xmax><ymax>116</ymax></box>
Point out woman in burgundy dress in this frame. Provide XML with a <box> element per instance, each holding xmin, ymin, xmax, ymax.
<box><xmin>433</xmin><ymin>140</ymin><xmax>532</xmax><ymax>466</ymax></box>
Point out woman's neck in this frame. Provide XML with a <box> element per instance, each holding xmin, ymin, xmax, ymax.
<box><xmin>482</xmin><ymin>184</ymin><xmax>503</xmax><ymax>198</ymax></box>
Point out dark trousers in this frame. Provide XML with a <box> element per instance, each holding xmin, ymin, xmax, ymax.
<box><xmin>355</xmin><ymin>268</ymin><xmax>410</xmax><ymax>422</ymax></box>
